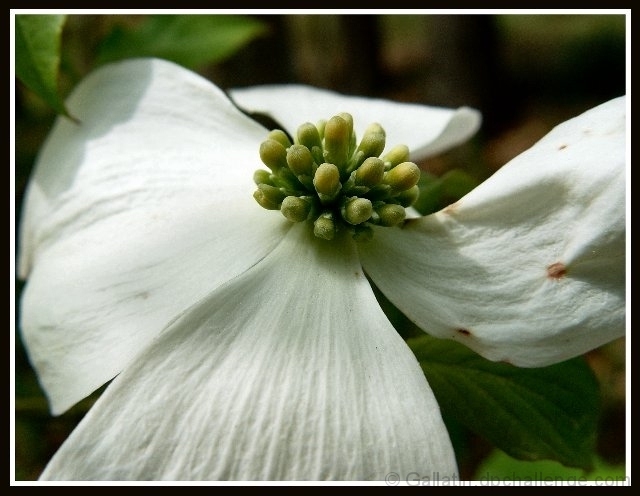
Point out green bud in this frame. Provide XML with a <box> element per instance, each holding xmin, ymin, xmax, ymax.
<box><xmin>383</xmin><ymin>161</ymin><xmax>420</xmax><ymax>192</ymax></box>
<box><xmin>281</xmin><ymin>196</ymin><xmax>312</xmax><ymax>223</ymax></box>
<box><xmin>253</xmin><ymin>169</ymin><xmax>273</xmax><ymax>186</ymax></box>
<box><xmin>257</xmin><ymin>183</ymin><xmax>286</xmax><ymax>205</ymax></box>
<box><xmin>286</xmin><ymin>144</ymin><xmax>316</xmax><ymax>177</ymax></box>
<box><xmin>268</xmin><ymin>129</ymin><xmax>292</xmax><ymax>149</ymax></box>
<box><xmin>356</xmin><ymin>123</ymin><xmax>386</xmax><ymax>158</ymax></box>
<box><xmin>254</xmin><ymin>112</ymin><xmax>418</xmax><ymax>242</ymax></box>
<box><xmin>343</xmin><ymin>197</ymin><xmax>373</xmax><ymax>225</ymax></box>
<box><xmin>365</xmin><ymin>184</ymin><xmax>392</xmax><ymax>202</ymax></box>
<box><xmin>296</xmin><ymin>175</ymin><xmax>315</xmax><ymax>191</ymax></box>
<box><xmin>354</xmin><ymin>157</ymin><xmax>385</xmax><ymax>187</ymax></box>
<box><xmin>337</xmin><ymin>112</ymin><xmax>354</xmax><ymax>132</ymax></box>
<box><xmin>375</xmin><ymin>203</ymin><xmax>406</xmax><ymax>226</ymax></box>
<box><xmin>396</xmin><ymin>184</ymin><xmax>420</xmax><ymax>207</ymax></box>
<box><xmin>274</xmin><ymin>167</ymin><xmax>304</xmax><ymax>194</ymax></box>
<box><xmin>254</xmin><ymin>185</ymin><xmax>284</xmax><ymax>210</ymax></box>
<box><xmin>259</xmin><ymin>139</ymin><xmax>288</xmax><ymax>172</ymax></box>
<box><xmin>338</xmin><ymin>112</ymin><xmax>356</xmax><ymax>155</ymax></box>
<box><xmin>297</xmin><ymin>122</ymin><xmax>322</xmax><ymax>150</ymax></box>
<box><xmin>313</xmin><ymin>163</ymin><xmax>341</xmax><ymax>199</ymax></box>
<box><xmin>382</xmin><ymin>144</ymin><xmax>410</xmax><ymax>169</ymax></box>
<box><xmin>323</xmin><ymin>115</ymin><xmax>351</xmax><ymax>169</ymax></box>
<box><xmin>314</xmin><ymin>212</ymin><xmax>335</xmax><ymax>240</ymax></box>
<box><xmin>297</xmin><ymin>122</ymin><xmax>324</xmax><ymax>164</ymax></box>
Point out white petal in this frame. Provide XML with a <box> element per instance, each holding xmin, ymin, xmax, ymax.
<box><xmin>40</xmin><ymin>224</ymin><xmax>456</xmax><ymax>481</ymax></box>
<box><xmin>229</xmin><ymin>84</ymin><xmax>481</xmax><ymax>161</ymax></box>
<box><xmin>359</xmin><ymin>97</ymin><xmax>626</xmax><ymax>367</ymax></box>
<box><xmin>19</xmin><ymin>58</ymin><xmax>287</xmax><ymax>414</ymax></box>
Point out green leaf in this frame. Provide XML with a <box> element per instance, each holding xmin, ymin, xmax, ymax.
<box><xmin>412</xmin><ymin>171</ymin><xmax>443</xmax><ymax>215</ymax></box>
<box><xmin>408</xmin><ymin>334</ymin><xmax>600</xmax><ymax>471</ymax></box>
<box><xmin>413</xmin><ymin>169</ymin><xmax>480</xmax><ymax>216</ymax></box>
<box><xmin>438</xmin><ymin>169</ymin><xmax>479</xmax><ymax>204</ymax></box>
<box><xmin>15</xmin><ymin>14</ymin><xmax>69</xmax><ymax>116</ymax></box>
<box><xmin>475</xmin><ymin>449</ymin><xmax>627</xmax><ymax>483</ymax></box>
<box><xmin>96</xmin><ymin>15</ymin><xmax>269</xmax><ymax>69</ymax></box>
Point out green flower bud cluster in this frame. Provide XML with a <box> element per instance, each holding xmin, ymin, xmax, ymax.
<box><xmin>253</xmin><ymin>113</ymin><xmax>421</xmax><ymax>241</ymax></box>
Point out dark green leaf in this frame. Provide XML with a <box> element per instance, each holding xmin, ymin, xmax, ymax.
<box><xmin>15</xmin><ymin>14</ymin><xmax>69</xmax><ymax>116</ymax></box>
<box><xmin>96</xmin><ymin>15</ymin><xmax>268</xmax><ymax>69</ymax></box>
<box><xmin>438</xmin><ymin>169</ymin><xmax>479</xmax><ymax>204</ymax></box>
<box><xmin>408</xmin><ymin>334</ymin><xmax>599</xmax><ymax>471</ymax></box>
<box><xmin>413</xmin><ymin>169</ymin><xmax>480</xmax><ymax>216</ymax></box>
<box><xmin>412</xmin><ymin>171</ymin><xmax>443</xmax><ymax>215</ymax></box>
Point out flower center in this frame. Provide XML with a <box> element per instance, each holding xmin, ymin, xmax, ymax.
<box><xmin>252</xmin><ymin>113</ymin><xmax>420</xmax><ymax>241</ymax></box>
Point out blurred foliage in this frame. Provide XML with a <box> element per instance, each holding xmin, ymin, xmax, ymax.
<box><xmin>495</xmin><ymin>15</ymin><xmax>626</xmax><ymax>103</ymax></box>
<box><xmin>13</xmin><ymin>13</ymin><xmax>627</xmax><ymax>482</ymax></box>
<box><xmin>15</xmin><ymin>15</ymin><xmax>68</xmax><ymax>116</ymax></box>
<box><xmin>414</xmin><ymin>169</ymin><xmax>480</xmax><ymax>216</ymax></box>
<box><xmin>95</xmin><ymin>15</ymin><xmax>268</xmax><ymax>69</ymax></box>
<box><xmin>15</xmin><ymin>14</ymin><xmax>268</xmax><ymax>116</ymax></box>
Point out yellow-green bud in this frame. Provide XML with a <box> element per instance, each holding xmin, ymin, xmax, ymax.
<box><xmin>281</xmin><ymin>196</ymin><xmax>312</xmax><ymax>223</ymax></box>
<box><xmin>314</xmin><ymin>212</ymin><xmax>335</xmax><ymax>240</ymax></box>
<box><xmin>356</xmin><ymin>123</ymin><xmax>386</xmax><ymax>158</ymax></box>
<box><xmin>337</xmin><ymin>112</ymin><xmax>354</xmax><ymax>132</ymax></box>
<box><xmin>259</xmin><ymin>139</ymin><xmax>288</xmax><ymax>172</ymax></box>
<box><xmin>376</xmin><ymin>203</ymin><xmax>406</xmax><ymax>226</ymax></box>
<box><xmin>323</xmin><ymin>115</ymin><xmax>351</xmax><ymax>168</ymax></box>
<box><xmin>313</xmin><ymin>163</ymin><xmax>341</xmax><ymax>199</ymax></box>
<box><xmin>258</xmin><ymin>183</ymin><xmax>285</xmax><ymax>204</ymax></box>
<box><xmin>268</xmin><ymin>129</ymin><xmax>292</xmax><ymax>149</ymax></box>
<box><xmin>383</xmin><ymin>161</ymin><xmax>420</xmax><ymax>192</ymax></box>
<box><xmin>396</xmin><ymin>184</ymin><xmax>420</xmax><ymax>207</ymax></box>
<box><xmin>254</xmin><ymin>184</ymin><xmax>285</xmax><ymax>210</ymax></box>
<box><xmin>297</xmin><ymin>122</ymin><xmax>322</xmax><ymax>150</ymax></box>
<box><xmin>382</xmin><ymin>144</ymin><xmax>410</xmax><ymax>169</ymax></box>
<box><xmin>338</xmin><ymin>112</ymin><xmax>356</xmax><ymax>154</ymax></box>
<box><xmin>253</xmin><ymin>169</ymin><xmax>272</xmax><ymax>186</ymax></box>
<box><xmin>253</xmin><ymin>112</ymin><xmax>418</xmax><ymax>241</ymax></box>
<box><xmin>354</xmin><ymin>157</ymin><xmax>385</xmax><ymax>187</ymax></box>
<box><xmin>343</xmin><ymin>197</ymin><xmax>373</xmax><ymax>225</ymax></box>
<box><xmin>286</xmin><ymin>144</ymin><xmax>316</xmax><ymax>177</ymax></box>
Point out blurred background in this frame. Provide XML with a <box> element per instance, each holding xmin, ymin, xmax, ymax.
<box><xmin>14</xmin><ymin>13</ymin><xmax>627</xmax><ymax>481</ymax></box>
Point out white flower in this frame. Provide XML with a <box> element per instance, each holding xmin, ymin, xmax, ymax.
<box><xmin>18</xmin><ymin>58</ymin><xmax>625</xmax><ymax>481</ymax></box>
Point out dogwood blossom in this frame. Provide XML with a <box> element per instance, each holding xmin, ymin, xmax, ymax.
<box><xmin>18</xmin><ymin>58</ymin><xmax>625</xmax><ymax>481</ymax></box>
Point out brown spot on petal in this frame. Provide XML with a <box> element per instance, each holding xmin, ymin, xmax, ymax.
<box><xmin>443</xmin><ymin>200</ymin><xmax>461</xmax><ymax>215</ymax></box>
<box><xmin>457</xmin><ymin>328</ymin><xmax>471</xmax><ymax>336</ymax></box>
<box><xmin>547</xmin><ymin>262</ymin><xmax>567</xmax><ymax>280</ymax></box>
<box><xmin>558</xmin><ymin>144</ymin><xmax>568</xmax><ymax>150</ymax></box>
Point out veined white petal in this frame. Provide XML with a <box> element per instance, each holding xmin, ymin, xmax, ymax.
<box><xmin>360</xmin><ymin>97</ymin><xmax>625</xmax><ymax>367</ymax></box>
<box><xmin>20</xmin><ymin>57</ymin><xmax>270</xmax><ymax>277</ymax></box>
<box><xmin>229</xmin><ymin>84</ymin><xmax>481</xmax><ymax>162</ymax></box>
<box><xmin>40</xmin><ymin>224</ymin><xmax>456</xmax><ymax>481</ymax></box>
<box><xmin>19</xmin><ymin>58</ymin><xmax>288</xmax><ymax>414</ymax></box>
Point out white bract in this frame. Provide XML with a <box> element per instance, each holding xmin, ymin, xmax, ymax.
<box><xmin>18</xmin><ymin>58</ymin><xmax>625</xmax><ymax>481</ymax></box>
